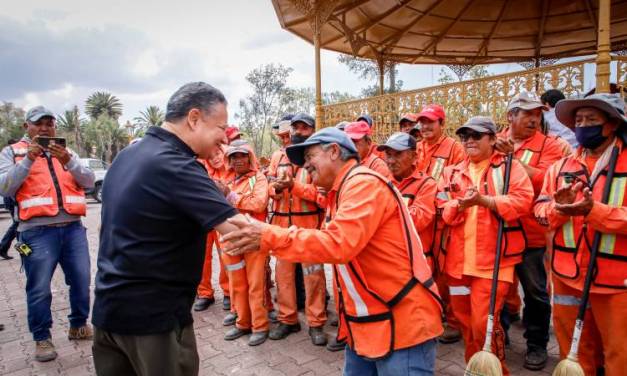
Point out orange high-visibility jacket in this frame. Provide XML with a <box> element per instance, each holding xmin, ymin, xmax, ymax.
<box><xmin>228</xmin><ymin>170</ymin><xmax>268</xmax><ymax>222</ymax></box>
<box><xmin>534</xmin><ymin>140</ymin><xmax>627</xmax><ymax>293</ymax></box>
<box><xmin>10</xmin><ymin>141</ymin><xmax>86</xmax><ymax>221</ymax></box>
<box><xmin>262</xmin><ymin>161</ymin><xmax>443</xmax><ymax>359</ymax></box>
<box><xmin>416</xmin><ymin>135</ymin><xmax>465</xmax><ymax>181</ymax></box>
<box><xmin>499</xmin><ymin>128</ymin><xmax>565</xmax><ymax>248</ymax></box>
<box><xmin>362</xmin><ymin>151</ymin><xmax>392</xmax><ymax>179</ymax></box>
<box><xmin>393</xmin><ymin>168</ymin><xmax>437</xmax><ymax>261</ymax></box>
<box><xmin>437</xmin><ymin>152</ymin><xmax>534</xmax><ymax>276</ymax></box>
<box><xmin>267</xmin><ymin>148</ymin><xmax>323</xmax><ymax>229</ymax></box>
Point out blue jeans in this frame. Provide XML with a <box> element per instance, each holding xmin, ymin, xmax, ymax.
<box><xmin>344</xmin><ymin>339</ymin><xmax>437</xmax><ymax>376</ymax></box>
<box><xmin>19</xmin><ymin>221</ymin><xmax>91</xmax><ymax>341</ymax></box>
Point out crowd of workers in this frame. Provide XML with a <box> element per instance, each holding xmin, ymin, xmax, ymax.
<box><xmin>1</xmin><ymin>81</ymin><xmax>625</xmax><ymax>376</ymax></box>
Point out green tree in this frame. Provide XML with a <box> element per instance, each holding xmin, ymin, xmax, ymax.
<box><xmin>437</xmin><ymin>68</ymin><xmax>456</xmax><ymax>84</ymax></box>
<box><xmin>83</xmin><ymin>115</ymin><xmax>127</xmax><ymax>162</ymax></box>
<box><xmin>134</xmin><ymin>105</ymin><xmax>164</xmax><ymax>128</ymax></box>
<box><xmin>0</xmin><ymin>102</ymin><xmax>25</xmax><ymax>146</ymax></box>
<box><xmin>337</xmin><ymin>54</ymin><xmax>402</xmax><ymax>95</ymax></box>
<box><xmin>85</xmin><ymin>92</ymin><xmax>123</xmax><ymax>120</ymax></box>
<box><xmin>57</xmin><ymin>105</ymin><xmax>85</xmax><ymax>154</ymax></box>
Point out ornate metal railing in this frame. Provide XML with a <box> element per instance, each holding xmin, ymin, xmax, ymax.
<box><xmin>322</xmin><ymin>57</ymin><xmax>627</xmax><ymax>142</ymax></box>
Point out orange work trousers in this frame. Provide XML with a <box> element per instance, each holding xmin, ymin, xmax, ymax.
<box><xmin>552</xmin><ymin>277</ymin><xmax>627</xmax><ymax>376</ymax></box>
<box><xmin>449</xmin><ymin>275</ymin><xmax>511</xmax><ymax>375</ymax></box>
<box><xmin>275</xmin><ymin>260</ymin><xmax>327</xmax><ymax>327</ymax></box>
<box><xmin>197</xmin><ymin>231</ymin><xmax>229</xmax><ymax>299</ymax></box>
<box><xmin>222</xmin><ymin>250</ymin><xmax>270</xmax><ymax>333</ymax></box>
<box><xmin>435</xmin><ymin>271</ymin><xmax>461</xmax><ymax>331</ymax></box>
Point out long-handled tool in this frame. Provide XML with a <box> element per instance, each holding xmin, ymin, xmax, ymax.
<box><xmin>465</xmin><ymin>153</ymin><xmax>513</xmax><ymax>376</ymax></box>
<box><xmin>552</xmin><ymin>146</ymin><xmax>620</xmax><ymax>376</ymax></box>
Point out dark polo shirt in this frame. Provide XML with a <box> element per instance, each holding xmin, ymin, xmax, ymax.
<box><xmin>92</xmin><ymin>126</ymin><xmax>237</xmax><ymax>335</ymax></box>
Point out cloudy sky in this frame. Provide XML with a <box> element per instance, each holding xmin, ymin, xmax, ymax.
<box><xmin>0</xmin><ymin>0</ymin><xmax>590</xmax><ymax>124</ymax></box>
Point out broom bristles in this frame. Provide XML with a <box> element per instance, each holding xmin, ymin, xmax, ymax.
<box><xmin>552</xmin><ymin>358</ymin><xmax>585</xmax><ymax>376</ymax></box>
<box><xmin>464</xmin><ymin>350</ymin><xmax>503</xmax><ymax>376</ymax></box>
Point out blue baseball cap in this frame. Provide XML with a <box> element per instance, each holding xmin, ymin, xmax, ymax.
<box><xmin>356</xmin><ymin>114</ymin><xmax>373</xmax><ymax>128</ymax></box>
<box><xmin>377</xmin><ymin>132</ymin><xmax>417</xmax><ymax>152</ymax></box>
<box><xmin>26</xmin><ymin>106</ymin><xmax>56</xmax><ymax>123</ymax></box>
<box><xmin>291</xmin><ymin>112</ymin><xmax>315</xmax><ymax>128</ymax></box>
<box><xmin>286</xmin><ymin>127</ymin><xmax>357</xmax><ymax>166</ymax></box>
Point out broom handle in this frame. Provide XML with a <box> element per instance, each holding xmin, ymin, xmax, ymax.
<box><xmin>565</xmin><ymin>146</ymin><xmax>619</xmax><ymax>360</ymax></box>
<box><xmin>481</xmin><ymin>153</ymin><xmax>513</xmax><ymax>352</ymax></box>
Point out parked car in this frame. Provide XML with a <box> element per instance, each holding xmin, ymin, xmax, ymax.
<box><xmin>79</xmin><ymin>158</ymin><xmax>108</xmax><ymax>202</ymax></box>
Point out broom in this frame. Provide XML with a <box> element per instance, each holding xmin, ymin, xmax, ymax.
<box><xmin>464</xmin><ymin>153</ymin><xmax>513</xmax><ymax>376</ymax></box>
<box><xmin>552</xmin><ymin>146</ymin><xmax>619</xmax><ymax>376</ymax></box>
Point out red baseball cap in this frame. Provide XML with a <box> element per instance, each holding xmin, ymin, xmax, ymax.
<box><xmin>344</xmin><ymin>121</ymin><xmax>372</xmax><ymax>140</ymax></box>
<box><xmin>226</xmin><ymin>126</ymin><xmax>241</xmax><ymax>141</ymax></box>
<box><xmin>416</xmin><ymin>104</ymin><xmax>445</xmax><ymax>122</ymax></box>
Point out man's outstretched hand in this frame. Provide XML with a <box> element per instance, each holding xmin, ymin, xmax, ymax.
<box><xmin>220</xmin><ymin>215</ymin><xmax>267</xmax><ymax>256</ymax></box>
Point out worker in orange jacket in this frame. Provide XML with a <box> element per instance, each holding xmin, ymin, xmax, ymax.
<box><xmin>399</xmin><ymin>113</ymin><xmax>419</xmax><ymax>134</ymax></box>
<box><xmin>194</xmin><ymin>147</ymin><xmax>233</xmax><ymax>312</ymax></box>
<box><xmin>267</xmin><ymin>112</ymin><xmax>328</xmax><ymax>346</ymax></box>
<box><xmin>494</xmin><ymin>92</ymin><xmax>566</xmax><ymax>370</ymax></box>
<box><xmin>222</xmin><ymin>127</ymin><xmax>443</xmax><ymax>375</ymax></box>
<box><xmin>438</xmin><ymin>116</ymin><xmax>534</xmax><ymax>375</ymax></box>
<box><xmin>344</xmin><ymin>121</ymin><xmax>392</xmax><ymax>179</ymax></box>
<box><xmin>534</xmin><ymin>93</ymin><xmax>627</xmax><ymax>375</ymax></box>
<box><xmin>378</xmin><ymin>132</ymin><xmax>437</xmax><ymax>270</ymax></box>
<box><xmin>221</xmin><ymin>143</ymin><xmax>271</xmax><ymax>346</ymax></box>
<box><xmin>415</xmin><ymin>104</ymin><xmax>466</xmax><ymax>343</ymax></box>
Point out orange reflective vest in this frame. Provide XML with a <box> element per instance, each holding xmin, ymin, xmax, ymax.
<box><xmin>416</xmin><ymin>136</ymin><xmax>465</xmax><ymax>181</ymax></box>
<box><xmin>10</xmin><ymin>141</ymin><xmax>86</xmax><ymax>221</ymax></box>
<box><xmin>362</xmin><ymin>152</ymin><xmax>392</xmax><ymax>179</ymax></box>
<box><xmin>393</xmin><ymin>169</ymin><xmax>437</xmax><ymax>263</ymax></box>
<box><xmin>227</xmin><ymin>170</ymin><xmax>268</xmax><ymax>222</ymax></box>
<box><xmin>544</xmin><ymin>143</ymin><xmax>627</xmax><ymax>290</ymax></box>
<box><xmin>438</xmin><ymin>152</ymin><xmax>533</xmax><ymax>275</ymax></box>
<box><xmin>329</xmin><ymin>166</ymin><xmax>442</xmax><ymax>360</ymax></box>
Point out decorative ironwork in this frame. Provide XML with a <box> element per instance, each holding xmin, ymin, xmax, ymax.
<box><xmin>322</xmin><ymin>59</ymin><xmax>599</xmax><ymax>142</ymax></box>
<box><xmin>519</xmin><ymin>58</ymin><xmax>560</xmax><ymax>70</ymax></box>
<box><xmin>447</xmin><ymin>64</ymin><xmax>475</xmax><ymax>81</ymax></box>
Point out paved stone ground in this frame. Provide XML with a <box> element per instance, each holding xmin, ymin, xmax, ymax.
<box><xmin>0</xmin><ymin>203</ymin><xmax>562</xmax><ymax>375</ymax></box>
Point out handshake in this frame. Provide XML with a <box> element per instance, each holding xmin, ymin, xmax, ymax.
<box><xmin>220</xmin><ymin>214</ymin><xmax>268</xmax><ymax>256</ymax></box>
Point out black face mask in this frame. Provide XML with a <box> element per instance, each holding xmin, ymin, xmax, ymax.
<box><xmin>575</xmin><ymin>125</ymin><xmax>608</xmax><ymax>149</ymax></box>
<box><xmin>291</xmin><ymin>134</ymin><xmax>309</xmax><ymax>145</ymax></box>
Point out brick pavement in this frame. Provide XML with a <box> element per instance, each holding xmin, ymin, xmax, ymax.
<box><xmin>0</xmin><ymin>203</ymin><xmax>561</xmax><ymax>375</ymax></box>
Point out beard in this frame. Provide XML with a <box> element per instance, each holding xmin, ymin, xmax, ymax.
<box><xmin>291</xmin><ymin>134</ymin><xmax>309</xmax><ymax>145</ymax></box>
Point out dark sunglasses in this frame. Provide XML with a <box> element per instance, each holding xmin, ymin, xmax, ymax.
<box><xmin>458</xmin><ymin>131</ymin><xmax>487</xmax><ymax>142</ymax></box>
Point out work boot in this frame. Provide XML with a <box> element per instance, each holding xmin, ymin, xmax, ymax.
<box><xmin>268</xmin><ymin>310</ymin><xmax>278</xmax><ymax>323</ymax></box>
<box><xmin>524</xmin><ymin>347</ymin><xmax>548</xmax><ymax>370</ymax></box>
<box><xmin>68</xmin><ymin>325</ymin><xmax>93</xmax><ymax>340</ymax></box>
<box><xmin>248</xmin><ymin>331</ymin><xmax>269</xmax><ymax>346</ymax></box>
<box><xmin>308</xmin><ymin>327</ymin><xmax>327</xmax><ymax>346</ymax></box>
<box><xmin>0</xmin><ymin>247</ymin><xmax>12</xmax><ymax>260</ymax></box>
<box><xmin>35</xmin><ymin>339</ymin><xmax>58</xmax><ymax>362</ymax></box>
<box><xmin>222</xmin><ymin>313</ymin><xmax>237</xmax><ymax>326</ymax></box>
<box><xmin>222</xmin><ymin>296</ymin><xmax>231</xmax><ymax>311</ymax></box>
<box><xmin>269</xmin><ymin>322</ymin><xmax>301</xmax><ymax>340</ymax></box>
<box><xmin>438</xmin><ymin>324</ymin><xmax>461</xmax><ymax>344</ymax></box>
<box><xmin>224</xmin><ymin>327</ymin><xmax>251</xmax><ymax>341</ymax></box>
<box><xmin>326</xmin><ymin>336</ymin><xmax>346</xmax><ymax>352</ymax></box>
<box><xmin>193</xmin><ymin>296</ymin><xmax>215</xmax><ymax>311</ymax></box>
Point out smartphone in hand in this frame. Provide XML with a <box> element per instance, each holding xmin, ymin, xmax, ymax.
<box><xmin>37</xmin><ymin>137</ymin><xmax>67</xmax><ymax>149</ymax></box>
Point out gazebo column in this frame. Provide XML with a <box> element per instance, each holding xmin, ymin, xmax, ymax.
<box><xmin>314</xmin><ymin>29</ymin><xmax>323</xmax><ymax>129</ymax></box>
<box><xmin>596</xmin><ymin>0</ymin><xmax>611</xmax><ymax>93</ymax></box>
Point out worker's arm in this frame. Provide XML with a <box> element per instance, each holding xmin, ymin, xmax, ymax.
<box><xmin>409</xmin><ymin>178</ymin><xmax>437</xmax><ymax>232</ymax></box>
<box><xmin>0</xmin><ymin>145</ymin><xmax>33</xmax><ymax>197</ymax></box>
<box><xmin>533</xmin><ymin>161</ymin><xmax>570</xmax><ymax>230</ymax></box>
<box><xmin>233</xmin><ymin>173</ymin><xmax>269</xmax><ymax>214</ymax></box>
<box><xmin>585</xmin><ymin>202</ymin><xmax>627</xmax><ymax>235</ymax></box>
<box><xmin>526</xmin><ymin>139</ymin><xmax>564</xmax><ymax>196</ymax></box>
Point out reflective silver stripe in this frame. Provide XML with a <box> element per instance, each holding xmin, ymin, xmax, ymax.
<box><xmin>225</xmin><ymin>260</ymin><xmax>246</xmax><ymax>271</ymax></box>
<box><xmin>302</xmin><ymin>264</ymin><xmax>323</xmax><ymax>276</ymax></box>
<box><xmin>554</xmin><ymin>294</ymin><xmax>590</xmax><ymax>308</ymax></box>
<box><xmin>20</xmin><ymin>197</ymin><xmax>54</xmax><ymax>209</ymax></box>
<box><xmin>65</xmin><ymin>195</ymin><xmax>86</xmax><ymax>204</ymax></box>
<box><xmin>13</xmin><ymin>148</ymin><xmax>28</xmax><ymax>155</ymax></box>
<box><xmin>337</xmin><ymin>264</ymin><xmax>369</xmax><ymax>317</ymax></box>
<box><xmin>449</xmin><ymin>286</ymin><xmax>471</xmax><ymax>296</ymax></box>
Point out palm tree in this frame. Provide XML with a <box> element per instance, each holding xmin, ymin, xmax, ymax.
<box><xmin>85</xmin><ymin>92</ymin><xmax>123</xmax><ymax>120</ymax></box>
<box><xmin>134</xmin><ymin>105</ymin><xmax>164</xmax><ymax>128</ymax></box>
<box><xmin>57</xmin><ymin>106</ymin><xmax>84</xmax><ymax>153</ymax></box>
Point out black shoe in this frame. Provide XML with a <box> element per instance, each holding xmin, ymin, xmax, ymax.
<box><xmin>269</xmin><ymin>322</ymin><xmax>301</xmax><ymax>340</ymax></box>
<box><xmin>268</xmin><ymin>310</ymin><xmax>279</xmax><ymax>323</ymax></box>
<box><xmin>222</xmin><ymin>296</ymin><xmax>231</xmax><ymax>311</ymax></box>
<box><xmin>524</xmin><ymin>348</ymin><xmax>548</xmax><ymax>370</ymax></box>
<box><xmin>248</xmin><ymin>331</ymin><xmax>269</xmax><ymax>346</ymax></box>
<box><xmin>326</xmin><ymin>336</ymin><xmax>346</xmax><ymax>352</ymax></box>
<box><xmin>222</xmin><ymin>313</ymin><xmax>237</xmax><ymax>326</ymax></box>
<box><xmin>510</xmin><ymin>313</ymin><xmax>521</xmax><ymax>323</ymax></box>
<box><xmin>438</xmin><ymin>324</ymin><xmax>462</xmax><ymax>344</ymax></box>
<box><xmin>193</xmin><ymin>296</ymin><xmax>215</xmax><ymax>311</ymax></box>
<box><xmin>308</xmin><ymin>327</ymin><xmax>327</xmax><ymax>346</ymax></box>
<box><xmin>224</xmin><ymin>327</ymin><xmax>251</xmax><ymax>341</ymax></box>
<box><xmin>0</xmin><ymin>249</ymin><xmax>12</xmax><ymax>260</ymax></box>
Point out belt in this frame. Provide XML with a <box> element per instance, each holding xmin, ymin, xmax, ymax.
<box><xmin>45</xmin><ymin>222</ymin><xmax>75</xmax><ymax>228</ymax></box>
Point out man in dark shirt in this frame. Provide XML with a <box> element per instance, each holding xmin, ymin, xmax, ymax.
<box><xmin>92</xmin><ymin>82</ymin><xmax>245</xmax><ymax>376</ymax></box>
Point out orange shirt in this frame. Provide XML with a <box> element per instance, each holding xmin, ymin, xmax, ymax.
<box><xmin>361</xmin><ymin>151</ymin><xmax>392</xmax><ymax>180</ymax></box>
<box><xmin>228</xmin><ymin>170</ymin><xmax>268</xmax><ymax>221</ymax></box>
<box><xmin>261</xmin><ymin>160</ymin><xmax>443</xmax><ymax>350</ymax></box>
<box><xmin>415</xmin><ymin>135</ymin><xmax>465</xmax><ymax>181</ymax></box>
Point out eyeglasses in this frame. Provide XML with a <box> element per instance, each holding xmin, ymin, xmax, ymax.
<box><xmin>458</xmin><ymin>131</ymin><xmax>487</xmax><ymax>142</ymax></box>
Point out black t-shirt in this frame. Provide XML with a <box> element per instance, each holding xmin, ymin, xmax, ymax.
<box><xmin>92</xmin><ymin>126</ymin><xmax>237</xmax><ymax>335</ymax></box>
